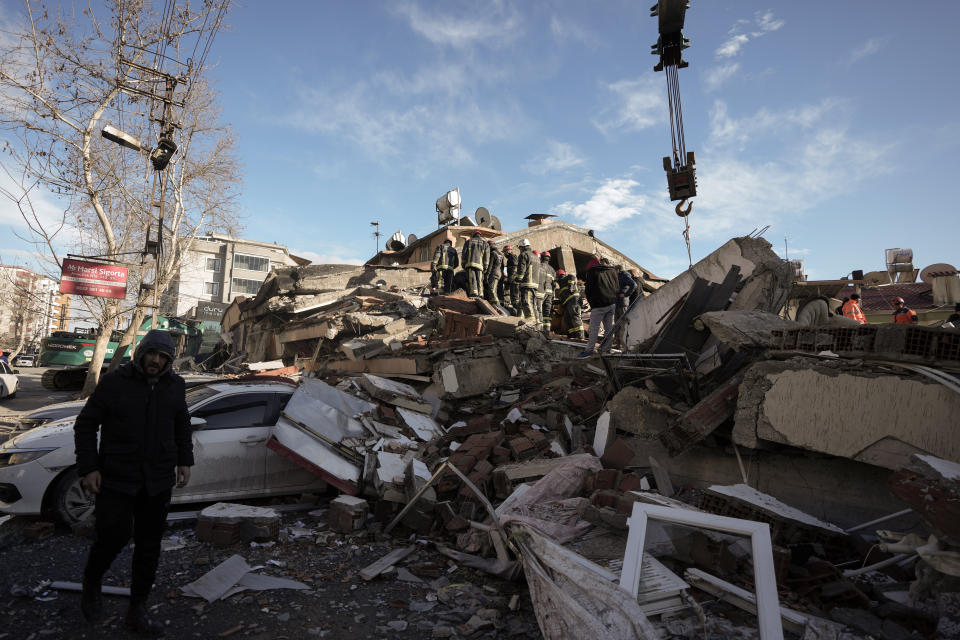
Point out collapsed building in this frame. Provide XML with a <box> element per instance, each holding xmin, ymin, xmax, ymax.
<box><xmin>209</xmin><ymin>228</ymin><xmax>960</xmax><ymax>639</ymax></box>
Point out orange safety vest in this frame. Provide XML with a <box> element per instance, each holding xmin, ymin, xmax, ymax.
<box><xmin>892</xmin><ymin>308</ymin><xmax>918</xmax><ymax>324</ymax></box>
<box><xmin>842</xmin><ymin>299</ymin><xmax>867</xmax><ymax>324</ymax></box>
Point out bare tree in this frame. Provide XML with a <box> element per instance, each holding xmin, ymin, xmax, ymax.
<box><xmin>0</xmin><ymin>0</ymin><xmax>239</xmax><ymax>396</ymax></box>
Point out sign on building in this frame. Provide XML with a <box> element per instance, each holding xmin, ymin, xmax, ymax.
<box><xmin>60</xmin><ymin>258</ymin><xmax>128</xmax><ymax>299</ymax></box>
<box><xmin>194</xmin><ymin>301</ymin><xmax>230</xmax><ymax>322</ymax></box>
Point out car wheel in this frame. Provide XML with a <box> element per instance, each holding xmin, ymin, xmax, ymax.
<box><xmin>52</xmin><ymin>468</ymin><xmax>95</xmax><ymax>525</ymax></box>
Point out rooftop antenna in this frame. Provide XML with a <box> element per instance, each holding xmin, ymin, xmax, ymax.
<box><xmin>370</xmin><ymin>221</ymin><xmax>382</xmax><ymax>254</ymax></box>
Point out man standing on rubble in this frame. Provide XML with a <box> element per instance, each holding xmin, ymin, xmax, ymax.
<box><xmin>891</xmin><ymin>297</ymin><xmax>919</xmax><ymax>324</ymax></box>
<box><xmin>515</xmin><ymin>239</ymin><xmax>540</xmax><ymax>323</ymax></box>
<box><xmin>842</xmin><ymin>293</ymin><xmax>868</xmax><ymax>324</ymax></box>
<box><xmin>75</xmin><ymin>329</ymin><xmax>193</xmax><ymax>636</ymax></box>
<box><xmin>484</xmin><ymin>241</ymin><xmax>504</xmax><ymax>306</ymax></box>
<box><xmin>539</xmin><ymin>251</ymin><xmax>556</xmax><ymax>334</ymax></box>
<box><xmin>579</xmin><ymin>256</ymin><xmax>619</xmax><ymax>357</ymax></box>
<box><xmin>430</xmin><ymin>238</ymin><xmax>458</xmax><ymax>295</ymax></box>
<box><xmin>503</xmin><ymin>245</ymin><xmax>519</xmax><ymax>314</ymax></box>
<box><xmin>556</xmin><ymin>269</ymin><xmax>584</xmax><ymax>339</ymax></box>
<box><xmin>615</xmin><ymin>264</ymin><xmax>638</xmax><ymax>324</ymax></box>
<box><xmin>629</xmin><ymin>268</ymin><xmax>644</xmax><ymax>304</ymax></box>
<box><xmin>461</xmin><ymin>230</ymin><xmax>489</xmax><ymax>298</ymax></box>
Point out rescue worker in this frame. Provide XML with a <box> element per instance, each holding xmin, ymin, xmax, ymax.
<box><xmin>891</xmin><ymin>297</ymin><xmax>918</xmax><ymax>324</ymax></box>
<box><xmin>629</xmin><ymin>269</ymin><xmax>644</xmax><ymax>304</ymax></box>
<box><xmin>503</xmin><ymin>245</ymin><xmax>519</xmax><ymax>314</ymax></box>
<box><xmin>841</xmin><ymin>293</ymin><xmax>867</xmax><ymax>324</ymax></box>
<box><xmin>461</xmin><ymin>230</ymin><xmax>489</xmax><ymax>298</ymax></box>
<box><xmin>555</xmin><ymin>269</ymin><xmax>584</xmax><ymax>339</ymax></box>
<box><xmin>615</xmin><ymin>264</ymin><xmax>638</xmax><ymax>324</ymax></box>
<box><xmin>515</xmin><ymin>239</ymin><xmax>540</xmax><ymax>323</ymax></box>
<box><xmin>539</xmin><ymin>251</ymin><xmax>556</xmax><ymax>334</ymax></box>
<box><xmin>430</xmin><ymin>237</ymin><xmax>459</xmax><ymax>294</ymax></box>
<box><xmin>484</xmin><ymin>241</ymin><xmax>504</xmax><ymax>306</ymax></box>
<box><xmin>531</xmin><ymin>251</ymin><xmax>544</xmax><ymax>327</ymax></box>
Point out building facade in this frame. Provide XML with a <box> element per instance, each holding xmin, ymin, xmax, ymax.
<box><xmin>160</xmin><ymin>234</ymin><xmax>300</xmax><ymax>321</ymax></box>
<box><xmin>0</xmin><ymin>265</ymin><xmax>68</xmax><ymax>350</ymax></box>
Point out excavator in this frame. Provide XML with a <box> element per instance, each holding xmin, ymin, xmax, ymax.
<box><xmin>650</xmin><ymin>0</ymin><xmax>696</xmax><ymax>218</ymax></box>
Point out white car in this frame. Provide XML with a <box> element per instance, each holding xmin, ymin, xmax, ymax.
<box><xmin>14</xmin><ymin>354</ymin><xmax>35</xmax><ymax>367</ymax></box>
<box><xmin>0</xmin><ymin>360</ymin><xmax>18</xmax><ymax>399</ymax></box>
<box><xmin>0</xmin><ymin>380</ymin><xmax>327</xmax><ymax>524</ymax></box>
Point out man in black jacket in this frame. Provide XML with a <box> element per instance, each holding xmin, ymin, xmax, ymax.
<box><xmin>75</xmin><ymin>329</ymin><xmax>193</xmax><ymax>636</ymax></box>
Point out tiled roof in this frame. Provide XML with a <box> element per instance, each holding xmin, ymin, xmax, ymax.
<box><xmin>835</xmin><ymin>283</ymin><xmax>935</xmax><ymax>312</ymax></box>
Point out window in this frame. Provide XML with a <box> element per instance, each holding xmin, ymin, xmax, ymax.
<box><xmin>205</xmin><ymin>257</ymin><xmax>222</xmax><ymax>271</ymax></box>
<box><xmin>233</xmin><ymin>253</ymin><xmax>269</xmax><ymax>272</ymax></box>
<box><xmin>190</xmin><ymin>393</ymin><xmax>272</xmax><ymax>429</ymax></box>
<box><xmin>204</xmin><ymin>282</ymin><xmax>221</xmax><ymax>296</ymax></box>
<box><xmin>231</xmin><ymin>278</ymin><xmax>262</xmax><ymax>295</ymax></box>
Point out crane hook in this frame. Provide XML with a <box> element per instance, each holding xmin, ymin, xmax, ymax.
<box><xmin>675</xmin><ymin>199</ymin><xmax>692</xmax><ymax>217</ymax></box>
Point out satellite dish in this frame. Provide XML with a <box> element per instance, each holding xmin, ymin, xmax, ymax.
<box><xmin>387</xmin><ymin>230</ymin><xmax>406</xmax><ymax>251</ymax></box>
<box><xmin>475</xmin><ymin>207</ymin><xmax>491</xmax><ymax>227</ymax></box>
<box><xmin>407</xmin><ymin>233</ymin><xmax>418</xmax><ymax>246</ymax></box>
<box><xmin>919</xmin><ymin>263</ymin><xmax>959</xmax><ymax>285</ymax></box>
<box><xmin>489</xmin><ymin>215</ymin><xmax>502</xmax><ymax>231</ymax></box>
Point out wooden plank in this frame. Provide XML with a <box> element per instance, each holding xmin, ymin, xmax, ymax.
<box><xmin>359</xmin><ymin>545</ymin><xmax>416</xmax><ymax>581</ymax></box>
<box><xmin>648</xmin><ymin>456</ymin><xmax>675</xmax><ymax>497</ymax></box>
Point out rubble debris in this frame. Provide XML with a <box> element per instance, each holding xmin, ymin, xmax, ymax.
<box><xmin>246</xmin><ymin>360</ymin><xmax>285</xmax><ymax>371</ymax></box>
<box><xmin>359</xmin><ymin>545</ymin><xmax>416</xmax><ymax>581</ymax></box>
<box><xmin>327</xmin><ymin>495</ymin><xmax>369</xmax><ymax>533</ymax></box>
<box><xmin>888</xmin><ymin>454</ymin><xmax>960</xmax><ymax>545</ymax></box>
<box><xmin>180</xmin><ymin>554</ymin><xmax>309</xmax><ymax>603</ymax></box>
<box><xmin>195</xmin><ymin>503</ymin><xmax>280</xmax><ymax>545</ymax></box>
<box><xmin>734</xmin><ymin>358</ymin><xmax>960</xmax><ymax>469</ymax></box>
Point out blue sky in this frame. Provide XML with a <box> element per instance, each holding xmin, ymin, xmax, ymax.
<box><xmin>3</xmin><ymin>0</ymin><xmax>960</xmax><ymax>281</ymax></box>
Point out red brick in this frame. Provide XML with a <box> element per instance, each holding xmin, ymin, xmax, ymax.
<box><xmin>591</xmin><ymin>490</ymin><xmax>618</xmax><ymax>509</ymax></box>
<box><xmin>600</xmin><ymin>438</ymin><xmax>634</xmax><ymax>470</ymax></box>
<box><xmin>507</xmin><ymin>437</ymin><xmax>536</xmax><ymax>460</ymax></box>
<box><xmin>594</xmin><ymin>469</ymin><xmax>622</xmax><ymax>491</ymax></box>
<box><xmin>491</xmin><ymin>446</ymin><xmax>511</xmax><ymax>465</ymax></box>
<box><xmin>377</xmin><ymin>405</ymin><xmax>396</xmax><ymax>421</ymax></box>
<box><xmin>618</xmin><ymin>473</ymin><xmax>646</xmax><ymax>492</ymax></box>
<box><xmin>450</xmin><ymin>452</ymin><xmax>477</xmax><ymax>474</ymax></box>
<box><xmin>473</xmin><ymin>459</ymin><xmax>494</xmax><ymax>476</ymax></box>
<box><xmin>616</xmin><ymin>495</ymin><xmax>638</xmax><ymax>515</ymax></box>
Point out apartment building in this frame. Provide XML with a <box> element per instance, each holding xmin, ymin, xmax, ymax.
<box><xmin>160</xmin><ymin>233</ymin><xmax>300</xmax><ymax>321</ymax></box>
<box><xmin>0</xmin><ymin>265</ymin><xmax>69</xmax><ymax>348</ymax></box>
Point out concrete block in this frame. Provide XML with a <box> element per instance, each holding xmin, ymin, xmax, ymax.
<box><xmin>482</xmin><ymin>316</ymin><xmax>526</xmax><ymax>337</ymax></box>
<box><xmin>329</xmin><ymin>495</ymin><xmax>370</xmax><ymax>533</ymax></box>
<box><xmin>196</xmin><ymin>503</ymin><xmax>280</xmax><ymax>544</ymax></box>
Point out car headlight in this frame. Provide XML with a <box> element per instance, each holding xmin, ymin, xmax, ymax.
<box><xmin>0</xmin><ymin>449</ymin><xmax>56</xmax><ymax>467</ymax></box>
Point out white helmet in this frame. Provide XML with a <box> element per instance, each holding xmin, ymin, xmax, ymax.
<box><xmin>520</xmin><ymin>238</ymin><xmax>531</xmax><ymax>247</ymax></box>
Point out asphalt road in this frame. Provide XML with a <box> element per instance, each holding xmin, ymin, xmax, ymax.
<box><xmin>0</xmin><ymin>366</ymin><xmax>77</xmax><ymax>430</ymax></box>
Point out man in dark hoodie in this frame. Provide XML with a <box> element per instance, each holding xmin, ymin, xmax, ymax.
<box><xmin>75</xmin><ymin>329</ymin><xmax>193</xmax><ymax>636</ymax></box>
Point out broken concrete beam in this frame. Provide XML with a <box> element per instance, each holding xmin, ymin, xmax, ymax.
<box><xmin>888</xmin><ymin>454</ymin><xmax>960</xmax><ymax>546</ymax></box>
<box><xmin>437</xmin><ymin>356</ymin><xmax>509</xmax><ymax>399</ymax></box>
<box><xmin>343</xmin><ymin>312</ymin><xmax>397</xmax><ymax>335</ymax></box>
<box><xmin>623</xmin><ymin>237</ymin><xmax>788</xmax><ymax>350</ymax></box>
<box><xmin>320</xmin><ymin>355</ymin><xmax>431</xmax><ymax>376</ymax></box>
<box><xmin>607</xmin><ymin>386</ymin><xmax>678</xmax><ymax>439</ymax></box>
<box><xmin>660</xmin><ymin>371</ymin><xmax>745</xmax><ymax>456</ymax></box>
<box><xmin>701</xmin><ymin>483</ymin><xmax>844</xmax><ymax>545</ymax></box>
<box><xmin>481</xmin><ymin>316</ymin><xmax>525</xmax><ymax>337</ymax></box>
<box><xmin>733</xmin><ymin>359</ymin><xmax>960</xmax><ymax>469</ymax></box>
<box><xmin>695</xmin><ymin>311</ymin><xmax>801</xmax><ymax>351</ymax></box>
<box><xmin>340</xmin><ymin>339</ymin><xmax>386</xmax><ymax>361</ymax></box>
<box><xmin>359</xmin><ymin>373</ymin><xmax>432</xmax><ymax>414</ymax></box>
<box><xmin>195</xmin><ymin>503</ymin><xmax>280</xmax><ymax>545</ymax></box>
<box><xmin>246</xmin><ymin>360</ymin><xmax>284</xmax><ymax>371</ymax></box>
<box><xmin>328</xmin><ymin>495</ymin><xmax>369</xmax><ymax>533</ymax></box>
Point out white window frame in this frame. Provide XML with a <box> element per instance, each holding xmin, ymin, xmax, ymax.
<box><xmin>205</xmin><ymin>257</ymin><xmax>222</xmax><ymax>271</ymax></box>
<box><xmin>231</xmin><ymin>277</ymin><xmax>262</xmax><ymax>295</ymax></box>
<box><xmin>233</xmin><ymin>253</ymin><xmax>270</xmax><ymax>272</ymax></box>
<box><xmin>204</xmin><ymin>282</ymin><xmax>221</xmax><ymax>297</ymax></box>
<box><xmin>620</xmin><ymin>502</ymin><xmax>784</xmax><ymax>640</ymax></box>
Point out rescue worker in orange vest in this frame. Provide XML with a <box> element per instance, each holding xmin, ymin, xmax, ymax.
<box><xmin>891</xmin><ymin>297</ymin><xmax>918</xmax><ymax>324</ymax></box>
<box><xmin>841</xmin><ymin>293</ymin><xmax>867</xmax><ymax>324</ymax></box>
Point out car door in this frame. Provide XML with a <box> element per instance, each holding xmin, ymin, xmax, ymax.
<box><xmin>0</xmin><ymin>362</ymin><xmax>16</xmax><ymax>398</ymax></box>
<box><xmin>175</xmin><ymin>392</ymin><xmax>273</xmax><ymax>500</ymax></box>
<box><xmin>263</xmin><ymin>391</ymin><xmax>329</xmax><ymax>492</ymax></box>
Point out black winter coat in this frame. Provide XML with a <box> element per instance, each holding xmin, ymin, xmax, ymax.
<box><xmin>75</xmin><ymin>347</ymin><xmax>193</xmax><ymax>496</ymax></box>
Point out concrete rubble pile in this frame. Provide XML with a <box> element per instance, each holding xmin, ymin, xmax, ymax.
<box><xmin>209</xmin><ymin>241</ymin><xmax>959</xmax><ymax>639</ymax></box>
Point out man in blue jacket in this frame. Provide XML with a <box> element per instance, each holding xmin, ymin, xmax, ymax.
<box><xmin>75</xmin><ymin>329</ymin><xmax>193</xmax><ymax>636</ymax></box>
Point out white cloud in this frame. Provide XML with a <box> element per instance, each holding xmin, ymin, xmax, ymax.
<box><xmin>290</xmin><ymin>249</ymin><xmax>364</xmax><ymax>266</ymax></box>
<box><xmin>592</xmin><ymin>76</ymin><xmax>664</xmax><ymax>136</ymax></box>
<box><xmin>393</xmin><ymin>1</ymin><xmax>522</xmax><ymax>49</ymax></box>
<box><xmin>549</xmin><ymin>15</ymin><xmax>601</xmax><ymax>48</ymax></box>
<box><xmin>849</xmin><ymin>37</ymin><xmax>884</xmax><ymax>64</ymax></box>
<box><xmin>714</xmin><ymin>11</ymin><xmax>783</xmax><ymax>60</ymax></box>
<box><xmin>704</xmin><ymin>62</ymin><xmax>740</xmax><ymax>91</ymax></box>
<box><xmin>716</xmin><ymin>34</ymin><xmax>749</xmax><ymax>59</ymax></box>
<box><xmin>707</xmin><ymin>98</ymin><xmax>843</xmax><ymax>149</ymax></box>
<box><xmin>551</xmin><ymin>178</ymin><xmax>649</xmax><ymax>231</ymax></box>
<box><xmin>524</xmin><ymin>140</ymin><xmax>584</xmax><ymax>174</ymax></box>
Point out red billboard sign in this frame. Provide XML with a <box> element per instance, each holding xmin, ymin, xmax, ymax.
<box><xmin>60</xmin><ymin>258</ymin><xmax>129</xmax><ymax>299</ymax></box>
